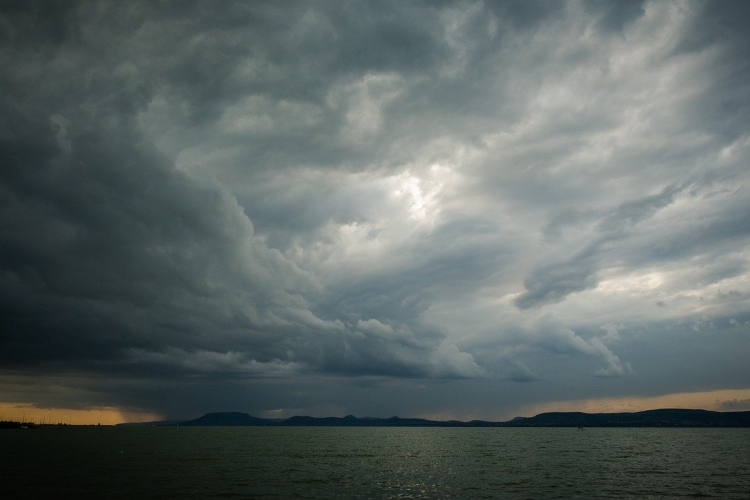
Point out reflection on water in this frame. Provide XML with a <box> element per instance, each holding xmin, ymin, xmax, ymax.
<box><xmin>1</xmin><ymin>427</ymin><xmax>749</xmax><ymax>498</ymax></box>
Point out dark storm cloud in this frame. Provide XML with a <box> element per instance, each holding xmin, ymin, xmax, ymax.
<box><xmin>515</xmin><ymin>255</ymin><xmax>600</xmax><ymax>310</ymax></box>
<box><xmin>0</xmin><ymin>1</ymin><xmax>484</xmax><ymax>389</ymax></box>
<box><xmin>1</xmin><ymin>0</ymin><xmax>750</xmax><ymax>419</ymax></box>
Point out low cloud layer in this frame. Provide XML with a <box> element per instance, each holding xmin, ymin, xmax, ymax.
<box><xmin>1</xmin><ymin>0</ymin><xmax>749</xmax><ymax>420</ymax></box>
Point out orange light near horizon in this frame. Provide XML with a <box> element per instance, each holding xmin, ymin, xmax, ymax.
<box><xmin>0</xmin><ymin>402</ymin><xmax>163</xmax><ymax>425</ymax></box>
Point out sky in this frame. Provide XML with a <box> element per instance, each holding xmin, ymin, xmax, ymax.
<box><xmin>1</xmin><ymin>0</ymin><xmax>750</xmax><ymax>424</ymax></box>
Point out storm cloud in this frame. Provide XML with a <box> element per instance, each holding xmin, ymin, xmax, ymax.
<box><xmin>1</xmin><ymin>0</ymin><xmax>749</xmax><ymax>420</ymax></box>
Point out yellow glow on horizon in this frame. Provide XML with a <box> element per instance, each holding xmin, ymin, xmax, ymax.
<box><xmin>516</xmin><ymin>388</ymin><xmax>750</xmax><ymax>419</ymax></box>
<box><xmin>0</xmin><ymin>402</ymin><xmax>163</xmax><ymax>425</ymax></box>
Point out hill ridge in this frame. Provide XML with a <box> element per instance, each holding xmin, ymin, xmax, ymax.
<box><xmin>114</xmin><ymin>409</ymin><xmax>750</xmax><ymax>427</ymax></box>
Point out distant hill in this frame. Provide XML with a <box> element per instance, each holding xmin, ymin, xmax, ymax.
<box><xmin>279</xmin><ymin>415</ymin><xmax>498</xmax><ymax>427</ymax></box>
<box><xmin>503</xmin><ymin>409</ymin><xmax>750</xmax><ymax>427</ymax></box>
<box><xmin>179</xmin><ymin>412</ymin><xmax>276</xmax><ymax>426</ymax></box>
<box><xmin>114</xmin><ymin>409</ymin><xmax>750</xmax><ymax>428</ymax></box>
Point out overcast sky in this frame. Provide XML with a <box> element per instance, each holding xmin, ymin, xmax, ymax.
<box><xmin>1</xmin><ymin>0</ymin><xmax>749</xmax><ymax>422</ymax></box>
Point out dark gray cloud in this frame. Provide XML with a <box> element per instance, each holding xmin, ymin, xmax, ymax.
<box><xmin>1</xmin><ymin>0</ymin><xmax>749</xmax><ymax>420</ymax></box>
<box><xmin>718</xmin><ymin>398</ymin><xmax>750</xmax><ymax>411</ymax></box>
<box><xmin>516</xmin><ymin>184</ymin><xmax>683</xmax><ymax>309</ymax></box>
<box><xmin>584</xmin><ymin>0</ymin><xmax>646</xmax><ymax>34</ymax></box>
<box><xmin>0</xmin><ymin>0</ymin><xmax>483</xmax><ymax>387</ymax></box>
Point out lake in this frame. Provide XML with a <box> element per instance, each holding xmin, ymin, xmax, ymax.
<box><xmin>2</xmin><ymin>427</ymin><xmax>749</xmax><ymax>498</ymax></box>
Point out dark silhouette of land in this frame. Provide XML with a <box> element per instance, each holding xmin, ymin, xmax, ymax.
<box><xmin>0</xmin><ymin>420</ymin><xmax>76</xmax><ymax>428</ymax></box>
<box><xmin>110</xmin><ymin>408</ymin><xmax>750</xmax><ymax>427</ymax></box>
<box><xmin>0</xmin><ymin>420</ymin><xmax>37</xmax><ymax>429</ymax></box>
<box><xmin>500</xmin><ymin>409</ymin><xmax>750</xmax><ymax>427</ymax></box>
<box><xmin>178</xmin><ymin>412</ymin><xmax>275</xmax><ymax>426</ymax></box>
<box><xmin>5</xmin><ymin>409</ymin><xmax>749</xmax><ymax>429</ymax></box>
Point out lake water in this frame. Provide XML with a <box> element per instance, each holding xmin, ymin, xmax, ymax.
<box><xmin>2</xmin><ymin>427</ymin><xmax>749</xmax><ymax>498</ymax></box>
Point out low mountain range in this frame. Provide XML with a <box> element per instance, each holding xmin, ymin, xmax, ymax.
<box><xmin>118</xmin><ymin>409</ymin><xmax>750</xmax><ymax>427</ymax></box>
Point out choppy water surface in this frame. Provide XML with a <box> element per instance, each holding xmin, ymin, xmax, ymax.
<box><xmin>2</xmin><ymin>427</ymin><xmax>749</xmax><ymax>498</ymax></box>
